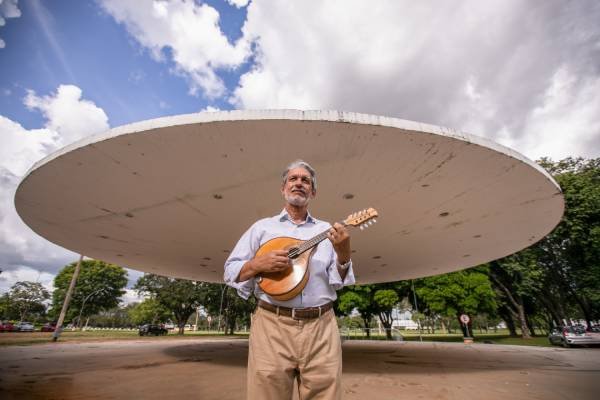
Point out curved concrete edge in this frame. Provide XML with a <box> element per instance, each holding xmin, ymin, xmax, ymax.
<box><xmin>19</xmin><ymin>109</ymin><xmax>561</xmax><ymax>194</ymax></box>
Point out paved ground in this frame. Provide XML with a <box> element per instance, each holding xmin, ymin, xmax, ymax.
<box><xmin>1</xmin><ymin>338</ymin><xmax>598</xmax><ymax>399</ymax></box>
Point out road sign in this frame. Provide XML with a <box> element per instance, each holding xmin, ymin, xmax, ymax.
<box><xmin>460</xmin><ymin>314</ymin><xmax>470</xmax><ymax>324</ymax></box>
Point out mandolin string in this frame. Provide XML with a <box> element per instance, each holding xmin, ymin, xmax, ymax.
<box><xmin>287</xmin><ymin>221</ymin><xmax>350</xmax><ymax>258</ymax></box>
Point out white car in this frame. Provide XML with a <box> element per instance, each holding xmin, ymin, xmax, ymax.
<box><xmin>548</xmin><ymin>325</ymin><xmax>600</xmax><ymax>347</ymax></box>
<box><xmin>15</xmin><ymin>321</ymin><xmax>35</xmax><ymax>332</ymax></box>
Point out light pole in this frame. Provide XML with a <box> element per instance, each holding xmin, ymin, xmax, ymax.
<box><xmin>77</xmin><ymin>288</ymin><xmax>106</xmax><ymax>330</ymax></box>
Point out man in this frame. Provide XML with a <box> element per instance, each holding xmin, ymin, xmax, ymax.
<box><xmin>224</xmin><ymin>160</ymin><xmax>355</xmax><ymax>400</ymax></box>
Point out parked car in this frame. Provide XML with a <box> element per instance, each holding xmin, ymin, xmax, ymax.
<box><xmin>548</xmin><ymin>325</ymin><xmax>600</xmax><ymax>347</ymax></box>
<box><xmin>15</xmin><ymin>321</ymin><xmax>35</xmax><ymax>332</ymax></box>
<box><xmin>41</xmin><ymin>322</ymin><xmax>57</xmax><ymax>332</ymax></box>
<box><xmin>138</xmin><ymin>324</ymin><xmax>168</xmax><ymax>336</ymax></box>
<box><xmin>0</xmin><ymin>321</ymin><xmax>16</xmax><ymax>332</ymax></box>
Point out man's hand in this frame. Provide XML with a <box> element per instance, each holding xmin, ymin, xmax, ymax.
<box><xmin>237</xmin><ymin>250</ymin><xmax>291</xmax><ymax>282</ymax></box>
<box><xmin>251</xmin><ymin>250</ymin><xmax>292</xmax><ymax>274</ymax></box>
<box><xmin>327</xmin><ymin>223</ymin><xmax>351</xmax><ymax>263</ymax></box>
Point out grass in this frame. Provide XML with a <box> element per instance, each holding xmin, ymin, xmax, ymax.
<box><xmin>340</xmin><ymin>329</ymin><xmax>554</xmax><ymax>347</ymax></box>
<box><xmin>1</xmin><ymin>327</ymin><xmax>555</xmax><ymax>348</ymax></box>
<box><xmin>0</xmin><ymin>329</ymin><xmax>248</xmax><ymax>347</ymax></box>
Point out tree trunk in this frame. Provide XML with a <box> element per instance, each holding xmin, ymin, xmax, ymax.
<box><xmin>378</xmin><ymin>312</ymin><xmax>393</xmax><ymax>340</ymax></box>
<box><xmin>490</xmin><ymin>274</ymin><xmax>531</xmax><ymax>338</ymax></box>
<box><xmin>362</xmin><ymin>316</ymin><xmax>371</xmax><ymax>338</ymax></box>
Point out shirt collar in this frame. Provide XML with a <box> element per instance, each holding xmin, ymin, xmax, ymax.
<box><xmin>278</xmin><ymin>209</ymin><xmax>316</xmax><ymax>225</ymax></box>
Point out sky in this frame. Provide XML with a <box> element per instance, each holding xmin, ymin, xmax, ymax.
<box><xmin>1</xmin><ymin>0</ymin><xmax>599</xmax><ymax>302</ymax></box>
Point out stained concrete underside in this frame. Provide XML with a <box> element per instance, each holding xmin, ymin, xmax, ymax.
<box><xmin>15</xmin><ymin>110</ymin><xmax>564</xmax><ymax>283</ymax></box>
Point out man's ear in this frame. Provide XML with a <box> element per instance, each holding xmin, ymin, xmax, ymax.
<box><xmin>310</xmin><ymin>188</ymin><xmax>317</xmax><ymax>199</ymax></box>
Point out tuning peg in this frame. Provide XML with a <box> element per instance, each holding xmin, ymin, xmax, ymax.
<box><xmin>373</xmin><ymin>219</ymin><xmax>377</xmax><ymax>223</ymax></box>
<box><xmin>360</xmin><ymin>225</ymin><xmax>364</xmax><ymax>230</ymax></box>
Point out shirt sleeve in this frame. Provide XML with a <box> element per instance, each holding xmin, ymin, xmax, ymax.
<box><xmin>223</xmin><ymin>222</ymin><xmax>262</xmax><ymax>300</ymax></box>
<box><xmin>327</xmin><ymin>253</ymin><xmax>356</xmax><ymax>290</ymax></box>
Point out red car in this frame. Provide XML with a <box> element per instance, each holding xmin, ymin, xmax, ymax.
<box><xmin>0</xmin><ymin>321</ymin><xmax>16</xmax><ymax>332</ymax></box>
<box><xmin>41</xmin><ymin>322</ymin><xmax>57</xmax><ymax>332</ymax></box>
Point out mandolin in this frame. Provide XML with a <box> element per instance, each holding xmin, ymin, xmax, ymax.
<box><xmin>257</xmin><ymin>208</ymin><xmax>379</xmax><ymax>301</ymax></box>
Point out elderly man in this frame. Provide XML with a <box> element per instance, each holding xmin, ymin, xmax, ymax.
<box><xmin>224</xmin><ymin>160</ymin><xmax>355</xmax><ymax>400</ymax></box>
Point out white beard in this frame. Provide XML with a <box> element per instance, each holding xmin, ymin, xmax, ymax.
<box><xmin>285</xmin><ymin>192</ymin><xmax>309</xmax><ymax>207</ymax></box>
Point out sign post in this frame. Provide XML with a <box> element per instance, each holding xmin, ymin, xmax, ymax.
<box><xmin>460</xmin><ymin>314</ymin><xmax>473</xmax><ymax>344</ymax></box>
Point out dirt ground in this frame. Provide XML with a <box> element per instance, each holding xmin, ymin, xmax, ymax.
<box><xmin>1</xmin><ymin>338</ymin><xmax>598</xmax><ymax>400</ymax></box>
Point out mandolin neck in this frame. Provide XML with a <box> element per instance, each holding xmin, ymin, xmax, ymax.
<box><xmin>293</xmin><ymin>222</ymin><xmax>348</xmax><ymax>256</ymax></box>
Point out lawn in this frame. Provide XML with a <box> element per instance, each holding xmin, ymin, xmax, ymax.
<box><xmin>1</xmin><ymin>328</ymin><xmax>554</xmax><ymax>347</ymax></box>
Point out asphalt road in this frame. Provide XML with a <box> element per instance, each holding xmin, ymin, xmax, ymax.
<box><xmin>1</xmin><ymin>339</ymin><xmax>598</xmax><ymax>399</ymax></box>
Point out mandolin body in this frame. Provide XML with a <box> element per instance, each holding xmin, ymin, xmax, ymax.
<box><xmin>256</xmin><ymin>236</ymin><xmax>314</xmax><ymax>301</ymax></box>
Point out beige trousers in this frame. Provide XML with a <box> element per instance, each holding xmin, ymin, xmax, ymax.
<box><xmin>247</xmin><ymin>306</ymin><xmax>342</xmax><ymax>400</ymax></box>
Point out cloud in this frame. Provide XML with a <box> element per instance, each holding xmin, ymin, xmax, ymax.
<box><xmin>200</xmin><ymin>105</ymin><xmax>220</xmax><ymax>112</ymax></box>
<box><xmin>226</xmin><ymin>0</ymin><xmax>249</xmax><ymax>8</ymax></box>
<box><xmin>0</xmin><ymin>85</ymin><xmax>109</xmax><ymax>288</ymax></box>
<box><xmin>120</xmin><ymin>288</ymin><xmax>146</xmax><ymax>305</ymax></box>
<box><xmin>0</xmin><ymin>265</ymin><xmax>55</xmax><ymax>294</ymax></box>
<box><xmin>24</xmin><ymin>84</ymin><xmax>109</xmax><ymax>147</ymax></box>
<box><xmin>0</xmin><ymin>0</ymin><xmax>22</xmax><ymax>48</ymax></box>
<box><xmin>99</xmin><ymin>0</ymin><xmax>250</xmax><ymax>98</ymax></box>
<box><xmin>231</xmin><ymin>0</ymin><xmax>600</xmax><ymax>160</ymax></box>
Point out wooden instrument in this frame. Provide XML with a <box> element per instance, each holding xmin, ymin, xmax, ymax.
<box><xmin>257</xmin><ymin>208</ymin><xmax>379</xmax><ymax>301</ymax></box>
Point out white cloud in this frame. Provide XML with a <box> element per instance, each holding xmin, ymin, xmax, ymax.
<box><xmin>200</xmin><ymin>105</ymin><xmax>220</xmax><ymax>112</ymax></box>
<box><xmin>120</xmin><ymin>288</ymin><xmax>146</xmax><ymax>305</ymax></box>
<box><xmin>99</xmin><ymin>0</ymin><xmax>250</xmax><ymax>98</ymax></box>
<box><xmin>24</xmin><ymin>84</ymin><xmax>109</xmax><ymax>147</ymax></box>
<box><xmin>226</xmin><ymin>0</ymin><xmax>249</xmax><ymax>8</ymax></box>
<box><xmin>0</xmin><ymin>265</ymin><xmax>55</xmax><ymax>294</ymax></box>
<box><xmin>0</xmin><ymin>85</ymin><xmax>109</xmax><ymax>291</ymax></box>
<box><xmin>0</xmin><ymin>0</ymin><xmax>21</xmax><ymax>48</ymax></box>
<box><xmin>517</xmin><ymin>67</ymin><xmax>600</xmax><ymax>160</ymax></box>
<box><xmin>231</xmin><ymin>0</ymin><xmax>600</xmax><ymax>160</ymax></box>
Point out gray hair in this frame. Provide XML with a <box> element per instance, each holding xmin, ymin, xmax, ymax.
<box><xmin>282</xmin><ymin>160</ymin><xmax>317</xmax><ymax>190</ymax></box>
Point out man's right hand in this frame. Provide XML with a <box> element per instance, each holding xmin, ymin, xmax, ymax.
<box><xmin>251</xmin><ymin>250</ymin><xmax>292</xmax><ymax>274</ymax></box>
<box><xmin>237</xmin><ymin>250</ymin><xmax>291</xmax><ymax>282</ymax></box>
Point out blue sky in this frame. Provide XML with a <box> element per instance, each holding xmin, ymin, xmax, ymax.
<box><xmin>1</xmin><ymin>0</ymin><xmax>599</xmax><ymax>300</ymax></box>
<box><xmin>0</xmin><ymin>0</ymin><xmax>249</xmax><ymax>129</ymax></box>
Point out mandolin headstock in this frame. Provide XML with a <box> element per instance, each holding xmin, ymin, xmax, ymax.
<box><xmin>343</xmin><ymin>207</ymin><xmax>379</xmax><ymax>230</ymax></box>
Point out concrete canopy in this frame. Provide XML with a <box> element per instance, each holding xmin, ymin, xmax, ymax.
<box><xmin>15</xmin><ymin>110</ymin><xmax>564</xmax><ymax>284</ymax></box>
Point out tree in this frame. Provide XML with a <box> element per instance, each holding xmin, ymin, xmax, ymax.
<box><xmin>9</xmin><ymin>281</ymin><xmax>50</xmax><ymax>322</ymax></box>
<box><xmin>134</xmin><ymin>274</ymin><xmax>207</xmax><ymax>334</ymax></box>
<box><xmin>534</xmin><ymin>157</ymin><xmax>600</xmax><ymax>326</ymax></box>
<box><xmin>489</xmin><ymin>249</ymin><xmax>544</xmax><ymax>338</ymax></box>
<box><xmin>51</xmin><ymin>259</ymin><xmax>128</xmax><ymax>325</ymax></box>
<box><xmin>336</xmin><ymin>285</ymin><xmax>377</xmax><ymax>338</ymax></box>
<box><xmin>415</xmin><ymin>267</ymin><xmax>497</xmax><ymax>337</ymax></box>
<box><xmin>203</xmin><ymin>284</ymin><xmax>256</xmax><ymax>335</ymax></box>
<box><xmin>337</xmin><ymin>282</ymin><xmax>409</xmax><ymax>339</ymax></box>
<box><xmin>128</xmin><ymin>299</ymin><xmax>171</xmax><ymax>326</ymax></box>
<box><xmin>373</xmin><ymin>289</ymin><xmax>399</xmax><ymax>339</ymax></box>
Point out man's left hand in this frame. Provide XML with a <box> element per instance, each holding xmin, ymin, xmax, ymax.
<box><xmin>327</xmin><ymin>223</ymin><xmax>351</xmax><ymax>263</ymax></box>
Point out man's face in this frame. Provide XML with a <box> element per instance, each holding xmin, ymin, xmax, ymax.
<box><xmin>281</xmin><ymin>167</ymin><xmax>316</xmax><ymax>207</ymax></box>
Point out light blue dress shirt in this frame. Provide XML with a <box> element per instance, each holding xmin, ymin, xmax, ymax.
<box><xmin>224</xmin><ymin>209</ymin><xmax>355</xmax><ymax>308</ymax></box>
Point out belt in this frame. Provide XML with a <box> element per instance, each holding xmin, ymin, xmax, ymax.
<box><xmin>258</xmin><ymin>300</ymin><xmax>333</xmax><ymax>320</ymax></box>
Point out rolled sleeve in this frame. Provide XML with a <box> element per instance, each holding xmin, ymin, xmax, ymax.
<box><xmin>328</xmin><ymin>259</ymin><xmax>356</xmax><ymax>290</ymax></box>
<box><xmin>223</xmin><ymin>222</ymin><xmax>261</xmax><ymax>300</ymax></box>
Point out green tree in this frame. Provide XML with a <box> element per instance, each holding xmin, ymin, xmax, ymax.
<box><xmin>336</xmin><ymin>285</ymin><xmax>377</xmax><ymax>338</ymax></box>
<box><xmin>415</xmin><ymin>267</ymin><xmax>496</xmax><ymax>337</ymax></box>
<box><xmin>9</xmin><ymin>281</ymin><xmax>50</xmax><ymax>322</ymax></box>
<box><xmin>534</xmin><ymin>157</ymin><xmax>600</xmax><ymax>326</ymax></box>
<box><xmin>51</xmin><ymin>259</ymin><xmax>128</xmax><ymax>326</ymax></box>
<box><xmin>203</xmin><ymin>284</ymin><xmax>256</xmax><ymax>335</ymax></box>
<box><xmin>337</xmin><ymin>282</ymin><xmax>409</xmax><ymax>339</ymax></box>
<box><xmin>128</xmin><ymin>298</ymin><xmax>171</xmax><ymax>325</ymax></box>
<box><xmin>134</xmin><ymin>274</ymin><xmax>207</xmax><ymax>335</ymax></box>
<box><xmin>489</xmin><ymin>249</ymin><xmax>544</xmax><ymax>338</ymax></box>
